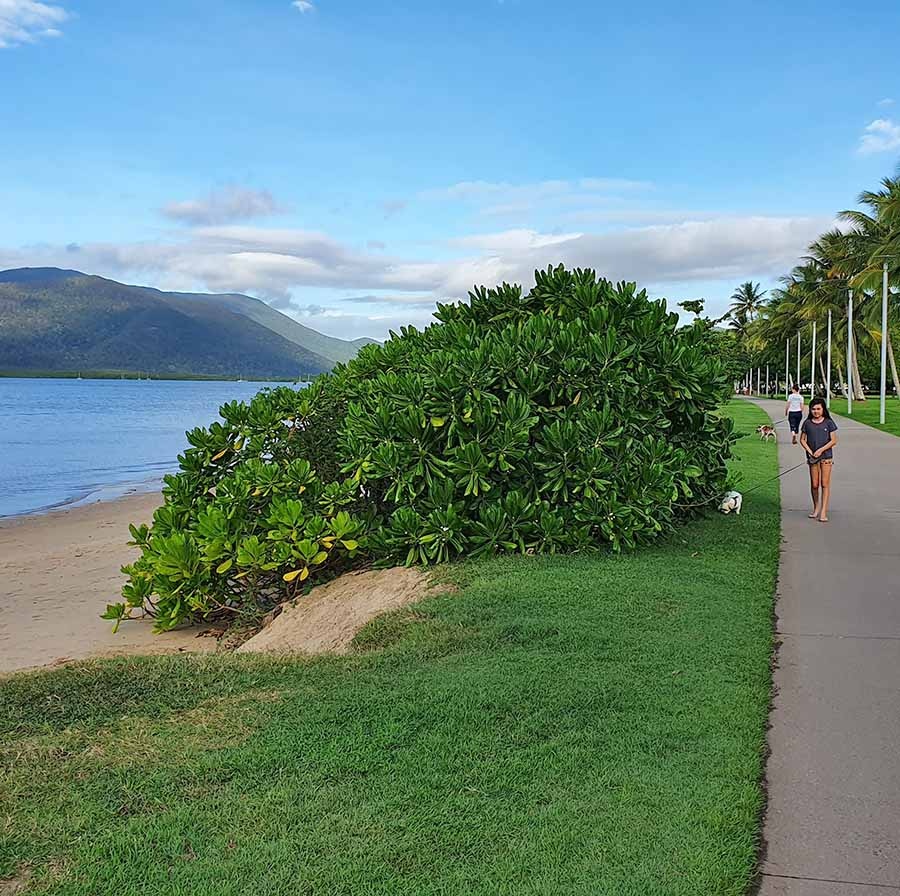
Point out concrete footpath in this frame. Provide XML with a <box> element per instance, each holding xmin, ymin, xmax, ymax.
<box><xmin>751</xmin><ymin>399</ymin><xmax>900</xmax><ymax>895</ymax></box>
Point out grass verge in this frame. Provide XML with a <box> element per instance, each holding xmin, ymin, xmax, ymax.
<box><xmin>0</xmin><ymin>401</ymin><xmax>779</xmax><ymax>896</ymax></box>
<box><xmin>835</xmin><ymin>397</ymin><xmax>900</xmax><ymax>438</ymax></box>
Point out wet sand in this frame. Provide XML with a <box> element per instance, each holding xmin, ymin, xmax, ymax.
<box><xmin>0</xmin><ymin>493</ymin><xmax>215</xmax><ymax>675</ymax></box>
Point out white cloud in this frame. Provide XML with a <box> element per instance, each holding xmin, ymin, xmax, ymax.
<box><xmin>340</xmin><ymin>293</ymin><xmax>439</xmax><ymax>308</ymax></box>
<box><xmin>420</xmin><ymin>179</ymin><xmax>564</xmax><ymax>202</ymax></box>
<box><xmin>536</xmin><ymin>216</ymin><xmax>831</xmax><ymax>284</ymax></box>
<box><xmin>421</xmin><ymin>216</ymin><xmax>829</xmax><ymax>298</ymax></box>
<box><xmin>419</xmin><ymin>177</ymin><xmax>653</xmax><ymax>219</ymax></box>
<box><xmin>297</xmin><ymin>307</ymin><xmax>439</xmax><ymax>341</ymax></box>
<box><xmin>553</xmin><ymin>206</ymin><xmax>719</xmax><ymax>227</ymax></box>
<box><xmin>292</xmin><ymin>0</ymin><xmax>314</xmax><ymax>11</ymax></box>
<box><xmin>577</xmin><ymin>177</ymin><xmax>653</xmax><ymax>192</ymax></box>
<box><xmin>0</xmin><ymin>0</ymin><xmax>68</xmax><ymax>48</ymax></box>
<box><xmin>1</xmin><ymin>214</ymin><xmax>830</xmax><ymax>339</ymax></box>
<box><xmin>447</xmin><ymin>229</ymin><xmax>583</xmax><ymax>252</ymax></box>
<box><xmin>878</xmin><ymin>98</ymin><xmax>895</xmax><ymax>107</ymax></box>
<box><xmin>420</xmin><ymin>178</ymin><xmax>651</xmax><ymax>203</ymax></box>
<box><xmin>161</xmin><ymin>187</ymin><xmax>284</xmax><ymax>226</ymax></box>
<box><xmin>857</xmin><ymin>118</ymin><xmax>900</xmax><ymax>155</ymax></box>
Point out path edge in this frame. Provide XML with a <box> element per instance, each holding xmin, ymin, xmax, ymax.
<box><xmin>746</xmin><ymin>397</ymin><xmax>784</xmax><ymax>896</ymax></box>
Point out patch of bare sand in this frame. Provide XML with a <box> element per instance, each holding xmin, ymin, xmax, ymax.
<box><xmin>0</xmin><ymin>866</ymin><xmax>31</xmax><ymax>895</ymax></box>
<box><xmin>0</xmin><ymin>493</ymin><xmax>216</xmax><ymax>675</ymax></box>
<box><xmin>238</xmin><ymin>567</ymin><xmax>438</xmax><ymax>656</ymax></box>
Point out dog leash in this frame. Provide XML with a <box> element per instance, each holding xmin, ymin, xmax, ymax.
<box><xmin>740</xmin><ymin>458</ymin><xmax>813</xmax><ymax>495</ymax></box>
<box><xmin>677</xmin><ymin>417</ymin><xmax>819</xmax><ymax>509</ymax></box>
<box><xmin>675</xmin><ymin>456</ymin><xmax>814</xmax><ymax>510</ymax></box>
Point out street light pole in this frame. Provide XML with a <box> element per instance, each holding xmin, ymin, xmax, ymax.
<box><xmin>881</xmin><ymin>261</ymin><xmax>888</xmax><ymax>425</ymax></box>
<box><xmin>797</xmin><ymin>332</ymin><xmax>801</xmax><ymax>394</ymax></box>
<box><xmin>826</xmin><ymin>309</ymin><xmax>832</xmax><ymax>408</ymax></box>
<box><xmin>766</xmin><ymin>363</ymin><xmax>769</xmax><ymax>397</ymax></box>
<box><xmin>810</xmin><ymin>321</ymin><xmax>817</xmax><ymax>397</ymax></box>
<box><xmin>785</xmin><ymin>338</ymin><xmax>790</xmax><ymax>398</ymax></box>
<box><xmin>847</xmin><ymin>290</ymin><xmax>853</xmax><ymax>415</ymax></box>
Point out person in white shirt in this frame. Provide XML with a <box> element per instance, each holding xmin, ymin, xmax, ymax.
<box><xmin>785</xmin><ymin>385</ymin><xmax>804</xmax><ymax>445</ymax></box>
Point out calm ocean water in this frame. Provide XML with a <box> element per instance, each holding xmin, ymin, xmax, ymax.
<box><xmin>0</xmin><ymin>378</ymin><xmax>299</xmax><ymax>518</ymax></box>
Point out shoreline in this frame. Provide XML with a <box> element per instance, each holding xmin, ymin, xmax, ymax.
<box><xmin>0</xmin><ymin>490</ymin><xmax>216</xmax><ymax>675</ymax></box>
<box><xmin>0</xmin><ymin>371</ymin><xmax>301</xmax><ymax>382</ymax></box>
<box><xmin>0</xmin><ymin>474</ymin><xmax>166</xmax><ymax>522</ymax></box>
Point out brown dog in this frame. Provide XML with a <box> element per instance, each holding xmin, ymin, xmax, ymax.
<box><xmin>756</xmin><ymin>424</ymin><xmax>776</xmax><ymax>442</ymax></box>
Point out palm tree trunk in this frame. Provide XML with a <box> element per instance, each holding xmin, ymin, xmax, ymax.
<box><xmin>837</xmin><ymin>362</ymin><xmax>848</xmax><ymax>398</ymax></box>
<box><xmin>818</xmin><ymin>356</ymin><xmax>831</xmax><ymax>398</ymax></box>
<box><xmin>851</xmin><ymin>330</ymin><xmax>866</xmax><ymax>400</ymax></box>
<box><xmin>888</xmin><ymin>332</ymin><xmax>900</xmax><ymax>399</ymax></box>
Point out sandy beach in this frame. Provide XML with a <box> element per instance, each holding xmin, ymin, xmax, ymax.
<box><xmin>0</xmin><ymin>493</ymin><xmax>216</xmax><ymax>675</ymax></box>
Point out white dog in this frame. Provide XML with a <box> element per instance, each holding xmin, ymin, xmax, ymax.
<box><xmin>719</xmin><ymin>491</ymin><xmax>743</xmax><ymax>515</ymax></box>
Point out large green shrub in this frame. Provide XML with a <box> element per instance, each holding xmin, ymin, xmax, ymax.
<box><xmin>109</xmin><ymin>266</ymin><xmax>733</xmax><ymax>632</ymax></box>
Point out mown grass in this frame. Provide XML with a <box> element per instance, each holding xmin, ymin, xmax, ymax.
<box><xmin>836</xmin><ymin>397</ymin><xmax>900</xmax><ymax>438</ymax></box>
<box><xmin>0</xmin><ymin>401</ymin><xmax>779</xmax><ymax>896</ymax></box>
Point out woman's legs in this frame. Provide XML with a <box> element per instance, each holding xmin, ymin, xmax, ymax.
<box><xmin>808</xmin><ymin>463</ymin><xmax>821</xmax><ymax>518</ymax></box>
<box><xmin>818</xmin><ymin>461</ymin><xmax>833</xmax><ymax>521</ymax></box>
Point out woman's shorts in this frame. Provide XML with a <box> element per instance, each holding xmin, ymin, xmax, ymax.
<box><xmin>788</xmin><ymin>411</ymin><xmax>802</xmax><ymax>432</ymax></box>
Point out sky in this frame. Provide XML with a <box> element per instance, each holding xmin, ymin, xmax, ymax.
<box><xmin>1</xmin><ymin>0</ymin><xmax>899</xmax><ymax>340</ymax></box>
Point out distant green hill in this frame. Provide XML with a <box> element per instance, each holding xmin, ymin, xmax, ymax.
<box><xmin>0</xmin><ymin>268</ymin><xmax>374</xmax><ymax>379</ymax></box>
<box><xmin>166</xmin><ymin>289</ymin><xmax>375</xmax><ymax>365</ymax></box>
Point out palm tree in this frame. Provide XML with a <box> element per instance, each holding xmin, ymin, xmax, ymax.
<box><xmin>752</xmin><ymin>289</ymin><xmax>799</xmax><ymax>384</ymax></box>
<box><xmin>801</xmin><ymin>236</ymin><xmax>866</xmax><ymax>399</ymax></box>
<box><xmin>728</xmin><ymin>307</ymin><xmax>751</xmax><ymax>340</ymax></box>
<box><xmin>740</xmin><ymin>171</ymin><xmax>900</xmax><ymax>404</ymax></box>
<box><xmin>838</xmin><ymin>177</ymin><xmax>900</xmax><ymax>399</ymax></box>
<box><xmin>729</xmin><ymin>281</ymin><xmax>766</xmax><ymax>326</ymax></box>
<box><xmin>751</xmin><ymin>251</ymin><xmax>861</xmax><ymax>400</ymax></box>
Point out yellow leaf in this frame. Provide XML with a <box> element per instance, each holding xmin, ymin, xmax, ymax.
<box><xmin>216</xmin><ymin>558</ymin><xmax>233</xmax><ymax>574</ymax></box>
<box><xmin>211</xmin><ymin>448</ymin><xmax>228</xmax><ymax>462</ymax></box>
<box><xmin>430</xmin><ymin>417</ymin><xmax>445</xmax><ymax>428</ymax></box>
<box><xmin>572</xmin><ymin>391</ymin><xmax>582</xmax><ymax>405</ymax></box>
<box><xmin>341</xmin><ymin>539</ymin><xmax>359</xmax><ymax>551</ymax></box>
<box><xmin>312</xmin><ymin>551</ymin><xmax>328</xmax><ymax>565</ymax></box>
<box><xmin>300</xmin><ymin>567</ymin><xmax>310</xmax><ymax>581</ymax></box>
<box><xmin>283</xmin><ymin>569</ymin><xmax>302</xmax><ymax>583</ymax></box>
<box><xmin>233</xmin><ymin>438</ymin><xmax>244</xmax><ymax>451</ymax></box>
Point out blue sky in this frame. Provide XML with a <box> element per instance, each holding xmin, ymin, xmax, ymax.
<box><xmin>2</xmin><ymin>0</ymin><xmax>899</xmax><ymax>339</ymax></box>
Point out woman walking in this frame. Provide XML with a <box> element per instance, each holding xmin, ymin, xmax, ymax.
<box><xmin>799</xmin><ymin>397</ymin><xmax>838</xmax><ymax>522</ymax></box>
<box><xmin>785</xmin><ymin>385</ymin><xmax>804</xmax><ymax>445</ymax></box>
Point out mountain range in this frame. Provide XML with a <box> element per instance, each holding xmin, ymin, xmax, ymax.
<box><xmin>0</xmin><ymin>268</ymin><xmax>375</xmax><ymax>379</ymax></box>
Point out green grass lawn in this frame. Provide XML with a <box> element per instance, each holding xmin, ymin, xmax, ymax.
<box><xmin>834</xmin><ymin>397</ymin><xmax>900</xmax><ymax>438</ymax></box>
<box><xmin>0</xmin><ymin>401</ymin><xmax>780</xmax><ymax>896</ymax></box>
